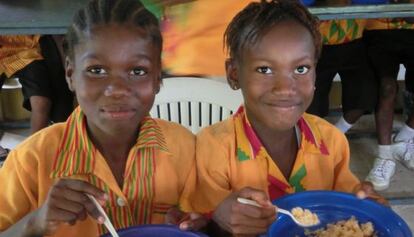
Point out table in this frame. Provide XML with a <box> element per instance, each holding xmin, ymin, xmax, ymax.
<box><xmin>0</xmin><ymin>1</ymin><xmax>414</xmax><ymax>34</ymax></box>
<box><xmin>0</xmin><ymin>0</ymin><xmax>88</xmax><ymax>35</ymax></box>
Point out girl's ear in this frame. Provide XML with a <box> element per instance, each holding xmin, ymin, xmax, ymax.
<box><xmin>65</xmin><ymin>57</ymin><xmax>75</xmax><ymax>92</ymax></box>
<box><xmin>154</xmin><ymin>73</ymin><xmax>162</xmax><ymax>94</ymax></box>
<box><xmin>225</xmin><ymin>59</ymin><xmax>240</xmax><ymax>90</ymax></box>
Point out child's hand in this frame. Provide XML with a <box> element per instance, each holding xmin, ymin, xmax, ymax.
<box><xmin>165</xmin><ymin>207</ymin><xmax>208</xmax><ymax>231</ymax></box>
<box><xmin>29</xmin><ymin>179</ymin><xmax>107</xmax><ymax>236</ymax></box>
<box><xmin>212</xmin><ymin>187</ymin><xmax>276</xmax><ymax>236</ymax></box>
<box><xmin>355</xmin><ymin>181</ymin><xmax>389</xmax><ymax>206</ymax></box>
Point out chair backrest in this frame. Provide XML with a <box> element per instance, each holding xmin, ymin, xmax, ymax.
<box><xmin>150</xmin><ymin>77</ymin><xmax>243</xmax><ymax>133</ymax></box>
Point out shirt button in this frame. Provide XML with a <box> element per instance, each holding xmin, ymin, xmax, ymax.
<box><xmin>117</xmin><ymin>197</ymin><xmax>126</xmax><ymax>207</ymax></box>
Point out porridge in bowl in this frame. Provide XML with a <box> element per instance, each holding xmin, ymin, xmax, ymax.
<box><xmin>291</xmin><ymin>207</ymin><xmax>320</xmax><ymax>226</ymax></box>
<box><xmin>304</xmin><ymin>216</ymin><xmax>376</xmax><ymax>237</ymax></box>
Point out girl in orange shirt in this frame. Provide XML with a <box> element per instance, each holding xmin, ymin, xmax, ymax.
<box><xmin>0</xmin><ymin>0</ymin><xmax>201</xmax><ymax>236</ymax></box>
<box><xmin>185</xmin><ymin>1</ymin><xmax>387</xmax><ymax>236</ymax></box>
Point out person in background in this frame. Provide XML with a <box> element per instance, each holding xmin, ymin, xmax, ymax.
<box><xmin>365</xmin><ymin>16</ymin><xmax>414</xmax><ymax>191</ymax></box>
<box><xmin>182</xmin><ymin>1</ymin><xmax>386</xmax><ymax>236</ymax></box>
<box><xmin>0</xmin><ymin>0</ymin><xmax>202</xmax><ymax>236</ymax></box>
<box><xmin>0</xmin><ymin>35</ymin><xmax>74</xmax><ymax>135</ymax></box>
<box><xmin>307</xmin><ymin>17</ymin><xmax>377</xmax><ymax>134</ymax></box>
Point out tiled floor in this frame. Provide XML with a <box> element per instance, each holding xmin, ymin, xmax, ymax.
<box><xmin>0</xmin><ymin>115</ymin><xmax>413</xmax><ymax>234</ymax></box>
<box><xmin>392</xmin><ymin>204</ymin><xmax>414</xmax><ymax>233</ymax></box>
<box><xmin>0</xmin><ymin>131</ymin><xmax>27</xmax><ymax>149</ymax></box>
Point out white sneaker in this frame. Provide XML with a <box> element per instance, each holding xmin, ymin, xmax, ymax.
<box><xmin>392</xmin><ymin>139</ymin><xmax>414</xmax><ymax>170</ymax></box>
<box><xmin>366</xmin><ymin>158</ymin><xmax>396</xmax><ymax>191</ymax></box>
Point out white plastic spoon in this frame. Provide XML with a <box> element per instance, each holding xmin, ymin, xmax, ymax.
<box><xmin>87</xmin><ymin>194</ymin><xmax>120</xmax><ymax>237</ymax></box>
<box><xmin>237</xmin><ymin>197</ymin><xmax>320</xmax><ymax>227</ymax></box>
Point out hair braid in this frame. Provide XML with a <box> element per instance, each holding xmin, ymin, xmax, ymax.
<box><xmin>224</xmin><ymin>0</ymin><xmax>321</xmax><ymax>61</ymax></box>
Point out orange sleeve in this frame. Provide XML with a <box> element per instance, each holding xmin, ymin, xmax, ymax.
<box><xmin>177</xmin><ymin>128</ymin><xmax>196</xmax><ymax>200</ymax></box>
<box><xmin>0</xmin><ymin>150</ymin><xmax>38</xmax><ymax>231</ymax></box>
<box><xmin>169</xmin><ymin>124</ymin><xmax>197</xmax><ymax>213</ymax></box>
<box><xmin>151</xmin><ymin>120</ymin><xmax>197</xmax><ymax>214</ymax></box>
<box><xmin>332</xmin><ymin>132</ymin><xmax>361</xmax><ymax>193</ymax></box>
<box><xmin>179</xmin><ymin>163</ymin><xmax>197</xmax><ymax>212</ymax></box>
<box><xmin>188</xmin><ymin>125</ymin><xmax>234</xmax><ymax>213</ymax></box>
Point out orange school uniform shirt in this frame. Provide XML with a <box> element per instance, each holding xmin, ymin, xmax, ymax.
<box><xmin>188</xmin><ymin>106</ymin><xmax>360</xmax><ymax>213</ymax></box>
<box><xmin>0</xmin><ymin>35</ymin><xmax>43</xmax><ymax>78</ymax></box>
<box><xmin>365</xmin><ymin>18</ymin><xmax>414</xmax><ymax>30</ymax></box>
<box><xmin>0</xmin><ymin>107</ymin><xmax>195</xmax><ymax>236</ymax></box>
<box><xmin>319</xmin><ymin>19</ymin><xmax>367</xmax><ymax>45</ymax></box>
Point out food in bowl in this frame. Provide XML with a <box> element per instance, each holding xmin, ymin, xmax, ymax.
<box><xmin>291</xmin><ymin>207</ymin><xmax>320</xmax><ymax>226</ymax></box>
<box><xmin>304</xmin><ymin>216</ymin><xmax>376</xmax><ymax>237</ymax></box>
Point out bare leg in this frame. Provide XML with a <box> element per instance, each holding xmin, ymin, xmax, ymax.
<box><xmin>367</xmin><ymin>77</ymin><xmax>398</xmax><ymax>191</ymax></box>
<box><xmin>343</xmin><ymin>109</ymin><xmax>365</xmax><ymax>124</ymax></box>
<box><xmin>376</xmin><ymin>77</ymin><xmax>398</xmax><ymax>145</ymax></box>
<box><xmin>335</xmin><ymin>109</ymin><xmax>365</xmax><ymax>133</ymax></box>
<box><xmin>29</xmin><ymin>96</ymin><xmax>52</xmax><ymax>134</ymax></box>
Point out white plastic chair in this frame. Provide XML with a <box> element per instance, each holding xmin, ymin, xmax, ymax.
<box><xmin>150</xmin><ymin>77</ymin><xmax>243</xmax><ymax>133</ymax></box>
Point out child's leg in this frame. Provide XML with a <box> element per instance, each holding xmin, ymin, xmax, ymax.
<box><xmin>367</xmin><ymin>144</ymin><xmax>396</xmax><ymax>190</ymax></box>
<box><xmin>335</xmin><ymin>116</ymin><xmax>354</xmax><ymax>133</ymax></box>
<box><xmin>403</xmin><ymin>65</ymin><xmax>414</xmax><ymax>121</ymax></box>
<box><xmin>363</xmin><ymin>30</ymin><xmax>400</xmax><ymax>145</ymax></box>
<box><xmin>337</xmin><ymin>39</ymin><xmax>377</xmax><ymax>132</ymax></box>
<box><xmin>28</xmin><ymin>95</ymin><xmax>52</xmax><ymax>134</ymax></box>
<box><xmin>15</xmin><ymin>59</ymin><xmax>53</xmax><ymax>134</ymax></box>
<box><xmin>306</xmin><ymin>44</ymin><xmax>339</xmax><ymax>117</ymax></box>
<box><xmin>392</xmin><ymin>38</ymin><xmax>414</xmax><ymax>170</ymax></box>
<box><xmin>395</xmin><ymin>113</ymin><xmax>414</xmax><ymax>169</ymax></box>
<box><xmin>375</xmin><ymin>75</ymin><xmax>398</xmax><ymax>145</ymax></box>
<box><xmin>40</xmin><ymin>35</ymin><xmax>74</xmax><ymax>122</ymax></box>
<box><xmin>0</xmin><ymin>74</ymin><xmax>10</xmax><ymax>166</ymax></box>
<box><xmin>364</xmin><ymin>30</ymin><xmax>400</xmax><ymax>190</ymax></box>
<box><xmin>394</xmin><ymin>123</ymin><xmax>414</xmax><ymax>142</ymax></box>
<box><xmin>16</xmin><ymin>35</ymin><xmax>72</xmax><ymax>134</ymax></box>
<box><xmin>395</xmin><ymin>58</ymin><xmax>414</xmax><ymax>142</ymax></box>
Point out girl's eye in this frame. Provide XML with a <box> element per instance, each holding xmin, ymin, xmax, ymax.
<box><xmin>294</xmin><ymin>66</ymin><xmax>310</xmax><ymax>75</ymax></box>
<box><xmin>256</xmin><ymin>66</ymin><xmax>273</xmax><ymax>74</ymax></box>
<box><xmin>87</xmin><ymin>67</ymin><xmax>107</xmax><ymax>75</ymax></box>
<box><xmin>130</xmin><ymin>68</ymin><xmax>147</xmax><ymax>76</ymax></box>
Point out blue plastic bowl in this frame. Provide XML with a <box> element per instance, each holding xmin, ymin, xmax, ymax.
<box><xmin>351</xmin><ymin>0</ymin><xmax>389</xmax><ymax>4</ymax></box>
<box><xmin>301</xmin><ymin>0</ymin><xmax>315</xmax><ymax>6</ymax></box>
<box><xmin>101</xmin><ymin>224</ymin><xmax>208</xmax><ymax>237</ymax></box>
<box><xmin>265</xmin><ymin>191</ymin><xmax>412</xmax><ymax>237</ymax></box>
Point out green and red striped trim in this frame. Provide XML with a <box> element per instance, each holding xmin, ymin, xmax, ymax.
<box><xmin>50</xmin><ymin>108</ymin><xmax>169</xmax><ymax>235</ymax></box>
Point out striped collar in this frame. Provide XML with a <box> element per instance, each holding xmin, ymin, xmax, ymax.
<box><xmin>233</xmin><ymin>106</ymin><xmax>330</xmax><ymax>198</ymax></box>
<box><xmin>50</xmin><ymin>107</ymin><xmax>168</xmax><ymax>178</ymax></box>
<box><xmin>234</xmin><ymin>106</ymin><xmax>329</xmax><ymax>162</ymax></box>
<box><xmin>297</xmin><ymin>114</ymin><xmax>329</xmax><ymax>156</ymax></box>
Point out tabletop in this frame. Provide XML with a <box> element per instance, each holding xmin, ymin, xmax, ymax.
<box><xmin>0</xmin><ymin>0</ymin><xmax>414</xmax><ymax>35</ymax></box>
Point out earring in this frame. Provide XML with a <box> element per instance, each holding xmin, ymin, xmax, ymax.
<box><xmin>314</xmin><ymin>86</ymin><xmax>316</xmax><ymax>91</ymax></box>
<box><xmin>231</xmin><ymin>83</ymin><xmax>240</xmax><ymax>90</ymax></box>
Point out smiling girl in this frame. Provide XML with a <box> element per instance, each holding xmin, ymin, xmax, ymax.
<box><xmin>185</xmin><ymin>1</ymin><xmax>386</xmax><ymax>236</ymax></box>
<box><xmin>0</xmin><ymin>1</ymin><xmax>197</xmax><ymax>236</ymax></box>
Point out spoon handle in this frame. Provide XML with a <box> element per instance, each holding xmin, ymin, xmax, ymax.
<box><xmin>237</xmin><ymin>197</ymin><xmax>263</xmax><ymax>208</ymax></box>
<box><xmin>276</xmin><ymin>208</ymin><xmax>299</xmax><ymax>223</ymax></box>
<box><xmin>237</xmin><ymin>198</ymin><xmax>290</xmax><ymax>213</ymax></box>
<box><xmin>276</xmin><ymin>208</ymin><xmax>290</xmax><ymax>216</ymax></box>
<box><xmin>87</xmin><ymin>194</ymin><xmax>120</xmax><ymax>237</ymax></box>
<box><xmin>237</xmin><ymin>197</ymin><xmax>318</xmax><ymax>227</ymax></box>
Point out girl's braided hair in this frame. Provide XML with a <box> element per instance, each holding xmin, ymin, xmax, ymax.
<box><xmin>224</xmin><ymin>0</ymin><xmax>321</xmax><ymax>61</ymax></box>
<box><xmin>64</xmin><ymin>0</ymin><xmax>162</xmax><ymax>60</ymax></box>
